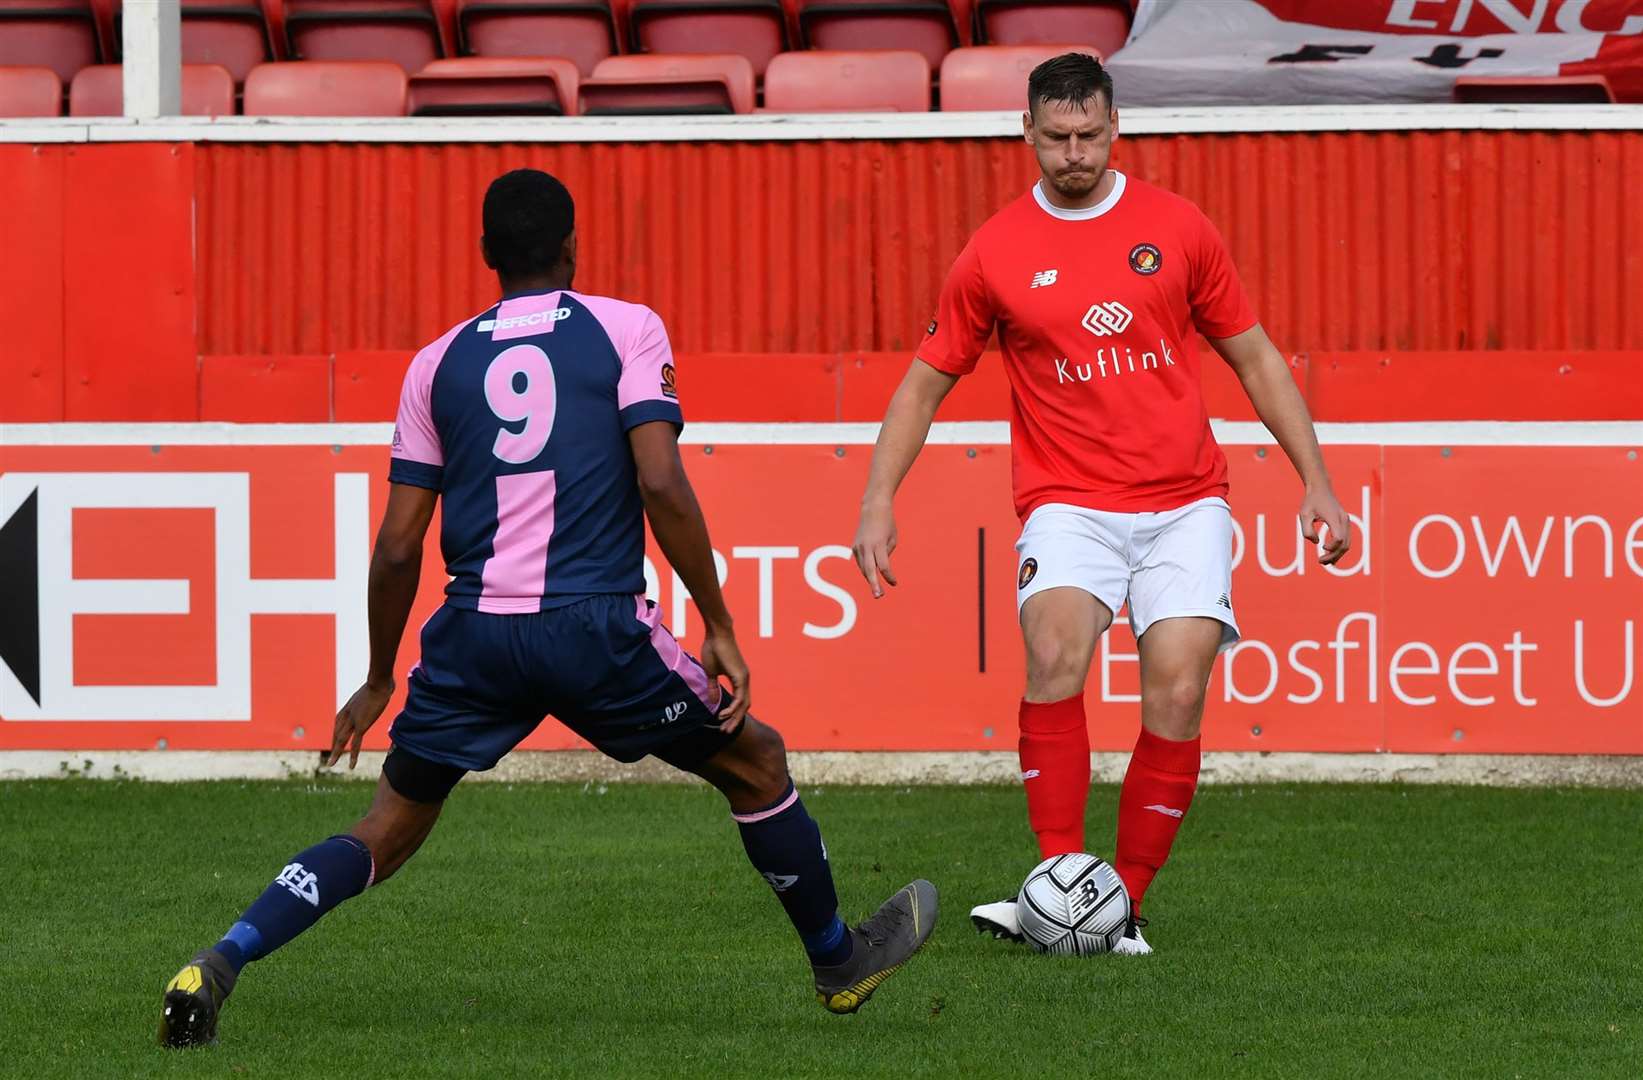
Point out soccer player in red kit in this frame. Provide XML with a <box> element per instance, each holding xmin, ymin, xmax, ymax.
<box><xmin>852</xmin><ymin>53</ymin><xmax>1351</xmax><ymax>954</ymax></box>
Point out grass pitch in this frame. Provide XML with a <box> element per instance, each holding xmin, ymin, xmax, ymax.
<box><xmin>3</xmin><ymin>777</ymin><xmax>1640</xmax><ymax>1078</ymax></box>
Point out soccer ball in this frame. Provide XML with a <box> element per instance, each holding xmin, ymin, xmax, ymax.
<box><xmin>1016</xmin><ymin>853</ymin><xmax>1130</xmax><ymax>956</ymax></box>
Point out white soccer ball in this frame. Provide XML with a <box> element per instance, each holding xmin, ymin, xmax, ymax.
<box><xmin>1016</xmin><ymin>853</ymin><xmax>1131</xmax><ymax>956</ymax></box>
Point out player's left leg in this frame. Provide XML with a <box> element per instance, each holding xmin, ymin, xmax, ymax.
<box><xmin>160</xmin><ymin>605</ymin><xmax>520</xmax><ymax>1047</ymax></box>
<box><xmin>1109</xmin><ymin>617</ymin><xmax>1222</xmax><ymax>954</ymax></box>
<box><xmin>1113</xmin><ymin>496</ymin><xmax>1239</xmax><ymax>955</ymax></box>
<box><xmin>158</xmin><ymin>759</ymin><xmax>457</xmax><ymax>1047</ymax></box>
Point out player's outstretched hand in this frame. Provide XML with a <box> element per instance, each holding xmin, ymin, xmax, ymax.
<box><xmin>1299</xmin><ymin>486</ymin><xmax>1352</xmax><ymax>567</ymax></box>
<box><xmin>701</xmin><ymin>630</ymin><xmax>750</xmax><ymax>732</ymax></box>
<box><xmin>853</xmin><ymin>500</ymin><xmax>900</xmax><ymax>599</ymax></box>
<box><xmin>327</xmin><ymin>679</ymin><xmax>395</xmax><ymax>770</ymax></box>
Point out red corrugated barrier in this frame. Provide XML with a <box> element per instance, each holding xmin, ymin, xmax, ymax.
<box><xmin>4</xmin><ymin>135</ymin><xmax>1642</xmax><ymax>423</ymax></box>
<box><xmin>189</xmin><ymin>131</ymin><xmax>1643</xmax><ymax>358</ymax></box>
<box><xmin>200</xmin><ymin>356</ymin><xmax>332</xmax><ymax>423</ymax></box>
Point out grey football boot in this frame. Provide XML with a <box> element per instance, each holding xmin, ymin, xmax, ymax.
<box><xmin>813</xmin><ymin>879</ymin><xmax>938</xmax><ymax>1014</ymax></box>
<box><xmin>158</xmin><ymin>947</ymin><xmax>237</xmax><ymax>1047</ymax></box>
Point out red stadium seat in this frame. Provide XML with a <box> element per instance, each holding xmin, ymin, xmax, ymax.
<box><xmin>458</xmin><ymin>0</ymin><xmax>617</xmax><ymax>77</ymax></box>
<box><xmin>0</xmin><ymin>65</ymin><xmax>63</xmax><ymax>115</ymax></box>
<box><xmin>580</xmin><ymin>52</ymin><xmax>754</xmax><ymax>113</ymax></box>
<box><xmin>0</xmin><ymin>0</ymin><xmax>101</xmax><ymax>84</ymax></box>
<box><xmin>176</xmin><ymin>0</ymin><xmax>274</xmax><ymax>83</ymax></box>
<box><xmin>974</xmin><ymin>0</ymin><xmax>1128</xmax><ymax>56</ymax></box>
<box><xmin>938</xmin><ymin>43</ymin><xmax>1091</xmax><ymax>110</ymax></box>
<box><xmin>242</xmin><ymin>58</ymin><xmax>407</xmax><ymax>113</ymax></box>
<box><xmin>112</xmin><ymin>0</ymin><xmax>272</xmax><ymax>84</ymax></box>
<box><xmin>763</xmin><ymin>48</ymin><xmax>928</xmax><ymax>111</ymax></box>
<box><xmin>69</xmin><ymin>62</ymin><xmax>237</xmax><ymax>114</ymax></box>
<box><xmin>283</xmin><ymin>0</ymin><xmax>444</xmax><ymax>72</ymax></box>
<box><xmin>797</xmin><ymin>0</ymin><xmax>955</xmax><ymax>74</ymax></box>
<box><xmin>1453</xmin><ymin>75</ymin><xmax>1616</xmax><ymax>104</ymax></box>
<box><xmin>626</xmin><ymin>0</ymin><xmax>788</xmax><ymax>79</ymax></box>
<box><xmin>408</xmin><ymin>55</ymin><xmax>577</xmax><ymax>113</ymax></box>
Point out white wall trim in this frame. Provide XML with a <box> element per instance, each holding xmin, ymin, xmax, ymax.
<box><xmin>4</xmin><ymin>420</ymin><xmax>1640</xmax><ymax>447</ymax></box>
<box><xmin>2</xmin><ymin>104</ymin><xmax>1642</xmax><ymax>145</ymax></box>
<box><xmin>7</xmin><ymin>749</ymin><xmax>1642</xmax><ymax>787</ymax></box>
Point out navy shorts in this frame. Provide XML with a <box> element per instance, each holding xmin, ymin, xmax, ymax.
<box><xmin>389</xmin><ymin>595</ymin><xmax>731</xmax><ymax>773</ymax></box>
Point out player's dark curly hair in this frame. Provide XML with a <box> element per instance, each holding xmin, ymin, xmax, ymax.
<box><xmin>482</xmin><ymin>169</ymin><xmax>576</xmax><ymax>279</ymax></box>
<box><xmin>1027</xmin><ymin>52</ymin><xmax>1114</xmax><ymax>117</ymax></box>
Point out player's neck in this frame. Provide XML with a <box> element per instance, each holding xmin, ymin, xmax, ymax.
<box><xmin>1037</xmin><ymin>169</ymin><xmax>1116</xmax><ymax>212</ymax></box>
<box><xmin>498</xmin><ymin>271</ymin><xmax>574</xmax><ymax>297</ymax></box>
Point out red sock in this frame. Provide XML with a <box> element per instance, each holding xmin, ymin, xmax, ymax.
<box><xmin>1114</xmin><ymin>728</ymin><xmax>1201</xmax><ymax>914</ymax></box>
<box><xmin>1018</xmin><ymin>696</ymin><xmax>1091</xmax><ymax>859</ymax></box>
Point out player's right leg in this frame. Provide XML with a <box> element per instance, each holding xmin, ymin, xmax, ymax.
<box><xmin>554</xmin><ymin>596</ymin><xmax>936</xmax><ymax>1013</ymax></box>
<box><xmin>674</xmin><ymin>718</ymin><xmax>937</xmax><ymax>1015</ymax></box>
<box><xmin>1019</xmin><ymin>585</ymin><xmax>1113</xmax><ymax>855</ymax></box>
<box><xmin>972</xmin><ymin>505</ymin><xmax>1122</xmax><ymax>942</ymax></box>
<box><xmin>970</xmin><ymin>585</ymin><xmax>1111</xmax><ymax>941</ymax></box>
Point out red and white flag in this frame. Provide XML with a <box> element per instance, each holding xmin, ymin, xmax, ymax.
<box><xmin>1107</xmin><ymin>0</ymin><xmax>1643</xmax><ymax>104</ymax></box>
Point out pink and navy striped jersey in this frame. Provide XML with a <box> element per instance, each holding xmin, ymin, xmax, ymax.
<box><xmin>388</xmin><ymin>288</ymin><xmax>682</xmax><ymax>613</ymax></box>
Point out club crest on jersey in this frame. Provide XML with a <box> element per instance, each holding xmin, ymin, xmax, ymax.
<box><xmin>926</xmin><ymin>317</ymin><xmax>938</xmax><ymax>336</ymax></box>
<box><xmin>661</xmin><ymin>363</ymin><xmax>678</xmax><ymax>399</ymax></box>
<box><xmin>1018</xmin><ymin>558</ymin><xmax>1038</xmax><ymax>590</ymax></box>
<box><xmin>1129</xmin><ymin>243</ymin><xmax>1162</xmax><ymax>275</ymax></box>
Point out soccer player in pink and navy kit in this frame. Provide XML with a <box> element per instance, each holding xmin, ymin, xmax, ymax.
<box><xmin>158</xmin><ymin>170</ymin><xmax>936</xmax><ymax>1047</ymax></box>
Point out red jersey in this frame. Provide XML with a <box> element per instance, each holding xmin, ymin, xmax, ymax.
<box><xmin>917</xmin><ymin>172</ymin><xmax>1257</xmax><ymax>519</ymax></box>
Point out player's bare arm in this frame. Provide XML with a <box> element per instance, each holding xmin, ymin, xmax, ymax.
<box><xmin>329</xmin><ymin>482</ymin><xmax>439</xmax><ymax>769</ymax></box>
<box><xmin>1211</xmin><ymin>323</ymin><xmax>1350</xmax><ymax>566</ymax></box>
<box><xmin>630</xmin><ymin>419</ymin><xmax>750</xmax><ymax>729</ymax></box>
<box><xmin>853</xmin><ymin>359</ymin><xmax>960</xmax><ymax>598</ymax></box>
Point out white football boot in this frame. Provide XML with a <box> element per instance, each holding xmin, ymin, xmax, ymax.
<box><xmin>1111</xmin><ymin>915</ymin><xmax>1152</xmax><ymax>956</ymax></box>
<box><xmin>969</xmin><ymin>896</ymin><xmax>1025</xmax><ymax>942</ymax></box>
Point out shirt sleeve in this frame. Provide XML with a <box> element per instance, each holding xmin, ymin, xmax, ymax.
<box><xmin>1189</xmin><ymin>210</ymin><xmax>1258</xmax><ymax>340</ymax></box>
<box><xmin>915</xmin><ymin>237</ymin><xmax>998</xmax><ymax>377</ymax></box>
<box><xmin>617</xmin><ymin>307</ymin><xmax>685</xmax><ymax>432</ymax></box>
<box><xmin>388</xmin><ymin>347</ymin><xmax>444</xmax><ymax>491</ymax></box>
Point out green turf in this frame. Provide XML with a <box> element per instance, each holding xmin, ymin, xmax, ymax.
<box><xmin>3</xmin><ymin>778</ymin><xmax>1640</xmax><ymax>1078</ymax></box>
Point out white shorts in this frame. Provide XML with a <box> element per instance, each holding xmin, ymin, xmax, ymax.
<box><xmin>1014</xmin><ymin>497</ymin><xmax>1240</xmax><ymax>652</ymax></box>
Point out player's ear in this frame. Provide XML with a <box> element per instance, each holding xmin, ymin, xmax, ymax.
<box><xmin>1022</xmin><ymin>108</ymin><xmax>1034</xmax><ymax>145</ymax></box>
<box><xmin>561</xmin><ymin>229</ymin><xmax>577</xmax><ymax>267</ymax></box>
<box><xmin>480</xmin><ymin>235</ymin><xmax>496</xmax><ymax>271</ymax></box>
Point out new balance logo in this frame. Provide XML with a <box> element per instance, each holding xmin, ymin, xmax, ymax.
<box><xmin>275</xmin><ymin>862</ymin><xmax>321</xmax><ymax>906</ymax></box>
<box><xmin>1143</xmin><ymin>804</ymin><xmax>1185</xmax><ymax>819</ymax></box>
<box><xmin>1218</xmin><ymin>593</ymin><xmax>1232</xmax><ymax>610</ymax></box>
<box><xmin>662</xmin><ymin>702</ymin><xmax>688</xmax><ymax>724</ymax></box>
<box><xmin>1021</xmin><ymin>769</ymin><xmax>1041</xmax><ymax>781</ymax></box>
<box><xmin>762</xmin><ymin>872</ymin><xmax>800</xmax><ymax>892</ymax></box>
<box><xmin>1081</xmin><ymin>300</ymin><xmax>1133</xmax><ymax>336</ymax></box>
<box><xmin>1030</xmin><ymin>269</ymin><xmax>1059</xmax><ymax>289</ymax></box>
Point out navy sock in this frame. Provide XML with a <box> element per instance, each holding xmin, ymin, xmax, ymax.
<box><xmin>214</xmin><ymin>834</ymin><xmax>374</xmax><ymax>973</ymax></box>
<box><xmin>734</xmin><ymin>781</ymin><xmax>852</xmax><ymax>967</ymax></box>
